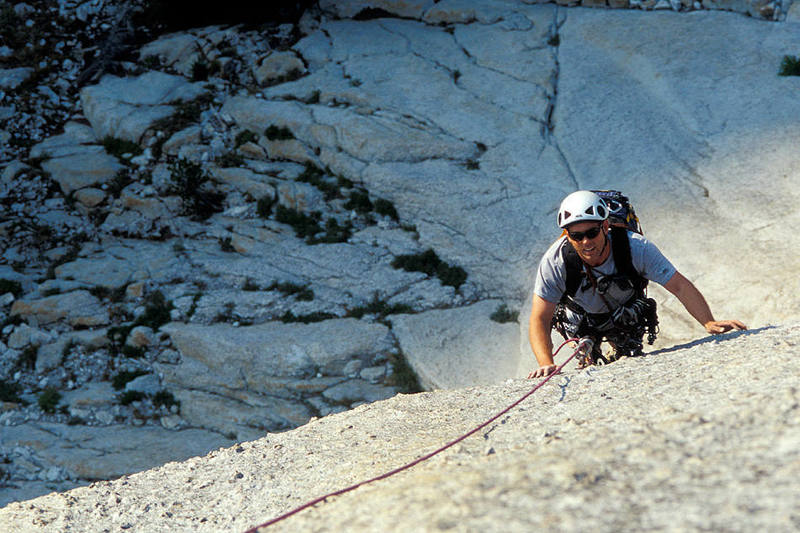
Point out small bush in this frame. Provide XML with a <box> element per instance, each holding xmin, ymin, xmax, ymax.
<box><xmin>168</xmin><ymin>159</ymin><xmax>225</xmax><ymax>221</ymax></box>
<box><xmin>779</xmin><ymin>55</ymin><xmax>800</xmax><ymax>76</ymax></box>
<box><xmin>234</xmin><ymin>130</ymin><xmax>259</xmax><ymax>148</ymax></box>
<box><xmin>308</xmin><ymin>218</ymin><xmax>352</xmax><ymax>244</ymax></box>
<box><xmin>216</xmin><ymin>152</ymin><xmax>245</xmax><ymax>168</ymax></box>
<box><xmin>374</xmin><ymin>198</ymin><xmax>399</xmax><ymax>221</ymax></box>
<box><xmin>219</xmin><ymin>237</ymin><xmax>235</xmax><ymax>252</ymax></box>
<box><xmin>38</xmin><ymin>388</ymin><xmax>61</xmax><ymax>414</ymax></box>
<box><xmin>296</xmin><ymin>163</ymin><xmax>342</xmax><ymax>200</ymax></box>
<box><xmin>256</xmin><ymin>195</ymin><xmax>275</xmax><ymax>218</ymax></box>
<box><xmin>152</xmin><ymin>390</ymin><xmax>180</xmax><ymax>409</ymax></box>
<box><xmin>121</xmin><ymin>345</ymin><xmax>146</xmax><ymax>359</ymax></box>
<box><xmin>119</xmin><ymin>391</ymin><xmax>147</xmax><ymax>406</ymax></box>
<box><xmin>0</xmin><ymin>279</ymin><xmax>23</xmax><ymax>298</ymax></box>
<box><xmin>265</xmin><ymin>125</ymin><xmax>295</xmax><ymax>141</ymax></box>
<box><xmin>102</xmin><ymin>137</ymin><xmax>143</xmax><ymax>162</ymax></box>
<box><xmin>0</xmin><ymin>380</ymin><xmax>22</xmax><ymax>403</ymax></box>
<box><xmin>112</xmin><ymin>370</ymin><xmax>149</xmax><ymax>391</ymax></box>
<box><xmin>344</xmin><ymin>191</ymin><xmax>373</xmax><ymax>214</ymax></box>
<box><xmin>547</xmin><ymin>34</ymin><xmax>560</xmax><ymax>47</ymax></box>
<box><xmin>190</xmin><ymin>59</ymin><xmax>221</xmax><ymax>81</ymax></box>
<box><xmin>275</xmin><ymin>205</ymin><xmax>322</xmax><ymax>239</ymax></box>
<box><xmin>348</xmin><ymin>295</ymin><xmax>413</xmax><ymax>320</ymax></box>
<box><xmin>16</xmin><ymin>346</ymin><xmax>37</xmax><ymax>371</ymax></box>
<box><xmin>490</xmin><ymin>304</ymin><xmax>519</xmax><ymax>324</ymax></box>
<box><xmin>268</xmin><ymin>281</ymin><xmax>314</xmax><ymax>301</ymax></box>
<box><xmin>279</xmin><ymin>310</ymin><xmax>337</xmax><ymax>324</ymax></box>
<box><xmin>136</xmin><ymin>290</ymin><xmax>173</xmax><ymax>331</ymax></box>
<box><xmin>391</xmin><ymin>249</ymin><xmax>467</xmax><ymax>290</ymax></box>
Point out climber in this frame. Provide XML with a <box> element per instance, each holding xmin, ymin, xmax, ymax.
<box><xmin>528</xmin><ymin>190</ymin><xmax>746</xmax><ymax>378</ymax></box>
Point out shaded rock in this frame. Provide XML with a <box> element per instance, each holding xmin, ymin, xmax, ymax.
<box><xmin>0</xmin><ymin>422</ymin><xmax>233</xmax><ymax>481</ymax></box>
<box><xmin>35</xmin><ymin>339</ymin><xmax>69</xmax><ymax>374</ymax></box>
<box><xmin>10</xmin><ymin>291</ymin><xmax>110</xmax><ymax>327</ymax></box>
<box><xmin>0</xmin><ymin>67</ymin><xmax>33</xmax><ymax>89</ymax></box>
<box><xmin>391</xmin><ymin>299</ymin><xmax>522</xmax><ymax>390</ymax></box>
<box><xmin>74</xmin><ymin>187</ymin><xmax>106</xmax><ymax>208</ymax></box>
<box><xmin>322</xmin><ymin>378</ymin><xmax>397</xmax><ymax>405</ymax></box>
<box><xmin>173</xmin><ymin>388</ymin><xmax>313</xmax><ymax>440</ymax></box>
<box><xmin>161</xmin><ymin>318</ymin><xmax>391</xmax><ymax>388</ymax></box>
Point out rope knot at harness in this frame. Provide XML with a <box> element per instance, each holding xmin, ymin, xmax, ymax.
<box><xmin>243</xmin><ymin>338</ymin><xmax>591</xmax><ymax>532</ymax></box>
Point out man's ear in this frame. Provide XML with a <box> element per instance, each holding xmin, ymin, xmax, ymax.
<box><xmin>602</xmin><ymin>219</ymin><xmax>610</xmax><ymax>233</ymax></box>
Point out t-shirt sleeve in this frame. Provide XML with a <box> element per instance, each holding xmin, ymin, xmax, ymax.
<box><xmin>533</xmin><ymin>240</ymin><xmax>567</xmax><ymax>303</ymax></box>
<box><xmin>629</xmin><ymin>233</ymin><xmax>677</xmax><ymax>286</ymax></box>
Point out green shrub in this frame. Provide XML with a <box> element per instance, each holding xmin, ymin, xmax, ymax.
<box><xmin>121</xmin><ymin>345</ymin><xmax>146</xmax><ymax>359</ymax></box>
<box><xmin>216</xmin><ymin>152</ymin><xmax>245</xmax><ymax>168</ymax></box>
<box><xmin>112</xmin><ymin>370</ymin><xmax>149</xmax><ymax>391</ymax></box>
<box><xmin>265</xmin><ymin>125</ymin><xmax>295</xmax><ymax>141</ymax></box>
<box><xmin>102</xmin><ymin>137</ymin><xmax>143</xmax><ymax>161</ymax></box>
<box><xmin>275</xmin><ymin>205</ymin><xmax>322</xmax><ymax>239</ymax></box>
<box><xmin>779</xmin><ymin>55</ymin><xmax>800</xmax><ymax>76</ymax></box>
<box><xmin>16</xmin><ymin>346</ymin><xmax>37</xmax><ymax>371</ymax></box>
<box><xmin>190</xmin><ymin>59</ymin><xmax>220</xmax><ymax>81</ymax></box>
<box><xmin>119</xmin><ymin>390</ymin><xmax>147</xmax><ymax>406</ymax></box>
<box><xmin>279</xmin><ymin>310</ymin><xmax>337</xmax><ymax>324</ymax></box>
<box><xmin>256</xmin><ymin>195</ymin><xmax>275</xmax><ymax>218</ymax></box>
<box><xmin>152</xmin><ymin>390</ymin><xmax>180</xmax><ymax>410</ymax></box>
<box><xmin>219</xmin><ymin>236</ymin><xmax>235</xmax><ymax>252</ymax></box>
<box><xmin>490</xmin><ymin>304</ymin><xmax>519</xmax><ymax>324</ymax></box>
<box><xmin>391</xmin><ymin>249</ymin><xmax>468</xmax><ymax>289</ymax></box>
<box><xmin>38</xmin><ymin>388</ymin><xmax>61</xmax><ymax>414</ymax></box>
<box><xmin>234</xmin><ymin>130</ymin><xmax>259</xmax><ymax>148</ymax></box>
<box><xmin>308</xmin><ymin>218</ymin><xmax>352</xmax><ymax>244</ymax></box>
<box><xmin>374</xmin><ymin>198</ymin><xmax>399</xmax><ymax>221</ymax></box>
<box><xmin>344</xmin><ymin>191</ymin><xmax>373</xmax><ymax>214</ymax></box>
<box><xmin>267</xmin><ymin>281</ymin><xmax>314</xmax><ymax>301</ymax></box>
<box><xmin>136</xmin><ymin>290</ymin><xmax>173</xmax><ymax>331</ymax></box>
<box><xmin>167</xmin><ymin>159</ymin><xmax>225</xmax><ymax>221</ymax></box>
<box><xmin>296</xmin><ymin>163</ymin><xmax>342</xmax><ymax>200</ymax></box>
<box><xmin>348</xmin><ymin>295</ymin><xmax>413</xmax><ymax>320</ymax></box>
<box><xmin>0</xmin><ymin>279</ymin><xmax>22</xmax><ymax>298</ymax></box>
<box><xmin>0</xmin><ymin>380</ymin><xmax>22</xmax><ymax>403</ymax></box>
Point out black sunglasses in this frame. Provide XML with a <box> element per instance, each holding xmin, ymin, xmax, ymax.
<box><xmin>567</xmin><ymin>225</ymin><xmax>603</xmax><ymax>241</ymax></box>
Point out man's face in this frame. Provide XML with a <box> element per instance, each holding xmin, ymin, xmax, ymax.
<box><xmin>566</xmin><ymin>220</ymin><xmax>609</xmax><ymax>265</ymax></box>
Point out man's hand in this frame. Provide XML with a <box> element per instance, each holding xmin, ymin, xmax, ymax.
<box><xmin>527</xmin><ymin>364</ymin><xmax>558</xmax><ymax>379</ymax></box>
<box><xmin>704</xmin><ymin>320</ymin><xmax>747</xmax><ymax>334</ymax></box>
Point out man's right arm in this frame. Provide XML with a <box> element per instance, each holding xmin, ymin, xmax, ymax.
<box><xmin>527</xmin><ymin>295</ymin><xmax>558</xmax><ymax>379</ymax></box>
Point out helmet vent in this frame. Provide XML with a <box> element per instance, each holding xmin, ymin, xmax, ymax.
<box><xmin>584</xmin><ymin>206</ymin><xmax>594</xmax><ymax>215</ymax></box>
<box><xmin>598</xmin><ymin>206</ymin><xmax>606</xmax><ymax>218</ymax></box>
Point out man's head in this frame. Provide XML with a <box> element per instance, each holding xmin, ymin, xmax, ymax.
<box><xmin>558</xmin><ymin>191</ymin><xmax>611</xmax><ymax>265</ymax></box>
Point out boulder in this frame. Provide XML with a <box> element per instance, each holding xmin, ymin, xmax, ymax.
<box><xmin>0</xmin><ymin>423</ymin><xmax>232</xmax><ymax>481</ymax></box>
<box><xmin>252</xmin><ymin>51</ymin><xmax>306</xmax><ymax>86</ymax></box>
<box><xmin>0</xmin><ymin>67</ymin><xmax>33</xmax><ymax>89</ymax></box>
<box><xmin>390</xmin><ymin>300</ymin><xmax>522</xmax><ymax>390</ymax></box>
<box><xmin>80</xmin><ymin>72</ymin><xmax>207</xmax><ymax>142</ymax></box>
<box><xmin>161</xmin><ymin>318</ymin><xmax>392</xmax><ymax>388</ymax></box>
<box><xmin>10</xmin><ymin>291</ymin><xmax>110</xmax><ymax>327</ymax></box>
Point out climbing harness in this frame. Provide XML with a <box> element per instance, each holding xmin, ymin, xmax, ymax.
<box><xmin>243</xmin><ymin>338</ymin><xmax>594</xmax><ymax>532</ymax></box>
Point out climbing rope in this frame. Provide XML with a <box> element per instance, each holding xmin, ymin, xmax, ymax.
<box><xmin>243</xmin><ymin>337</ymin><xmax>590</xmax><ymax>532</ymax></box>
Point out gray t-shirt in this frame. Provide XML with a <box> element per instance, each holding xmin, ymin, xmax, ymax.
<box><xmin>534</xmin><ymin>231</ymin><xmax>676</xmax><ymax>314</ymax></box>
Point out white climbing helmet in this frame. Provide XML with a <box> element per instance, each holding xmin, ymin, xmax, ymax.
<box><xmin>557</xmin><ymin>190</ymin><xmax>608</xmax><ymax>228</ymax></box>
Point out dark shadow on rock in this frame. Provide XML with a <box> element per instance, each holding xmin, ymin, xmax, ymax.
<box><xmin>646</xmin><ymin>326</ymin><xmax>775</xmax><ymax>356</ymax></box>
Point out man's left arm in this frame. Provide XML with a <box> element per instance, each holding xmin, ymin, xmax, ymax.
<box><xmin>662</xmin><ymin>272</ymin><xmax>747</xmax><ymax>334</ymax></box>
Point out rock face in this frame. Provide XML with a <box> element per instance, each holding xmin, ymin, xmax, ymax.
<box><xmin>1</xmin><ymin>324</ymin><xmax>797</xmax><ymax>532</ymax></box>
<box><xmin>2</xmin><ymin>0</ymin><xmax>800</xmax><ymax>511</ymax></box>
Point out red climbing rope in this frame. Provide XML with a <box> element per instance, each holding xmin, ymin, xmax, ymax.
<box><xmin>243</xmin><ymin>337</ymin><xmax>589</xmax><ymax>532</ymax></box>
